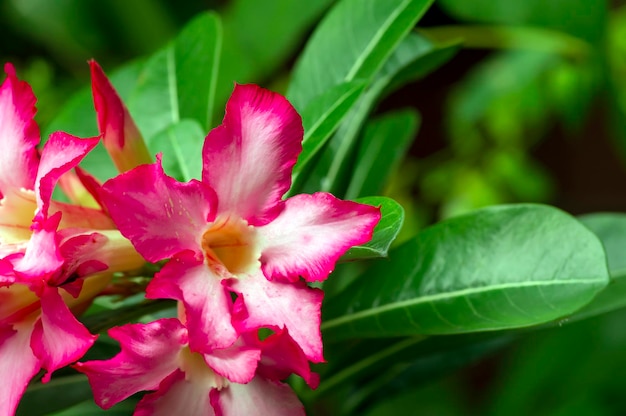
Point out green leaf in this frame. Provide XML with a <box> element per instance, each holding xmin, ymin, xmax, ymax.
<box><xmin>16</xmin><ymin>375</ymin><xmax>93</xmax><ymax>416</ymax></box>
<box><xmin>341</xmin><ymin>196</ymin><xmax>405</xmax><ymax>261</ymax></box>
<box><xmin>302</xmin><ymin>32</ymin><xmax>459</xmax><ymax>196</ymax></box>
<box><xmin>147</xmin><ymin>119</ymin><xmax>205</xmax><ymax>181</ymax></box>
<box><xmin>128</xmin><ymin>12</ymin><xmax>222</xmax><ymax>140</ymax></box>
<box><xmin>127</xmin><ymin>47</ymin><xmax>177</xmax><ymax>141</ymax></box>
<box><xmin>322</xmin><ymin>204</ymin><xmax>609</xmax><ymax>341</ymax></box>
<box><xmin>289</xmin><ymin>80</ymin><xmax>367</xmax><ymax>192</ymax></box>
<box><xmin>174</xmin><ymin>12</ymin><xmax>222</xmax><ymax>131</ymax></box>
<box><xmin>564</xmin><ymin>213</ymin><xmax>626</xmax><ymax>321</ymax></box>
<box><xmin>345</xmin><ymin>109</ymin><xmax>420</xmax><ymax>199</ymax></box>
<box><xmin>287</xmin><ymin>0</ymin><xmax>434</xmax><ymax>111</ymax></box>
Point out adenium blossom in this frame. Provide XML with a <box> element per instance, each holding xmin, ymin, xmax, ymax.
<box><xmin>0</xmin><ymin>64</ymin><xmax>145</xmax><ymax>414</ymax></box>
<box><xmin>100</xmin><ymin>84</ymin><xmax>381</xmax><ymax>362</ymax></box>
<box><xmin>75</xmin><ymin>318</ymin><xmax>317</xmax><ymax>415</ymax></box>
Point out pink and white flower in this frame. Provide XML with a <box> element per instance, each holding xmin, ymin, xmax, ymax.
<box><xmin>100</xmin><ymin>84</ymin><xmax>381</xmax><ymax>362</ymax></box>
<box><xmin>75</xmin><ymin>318</ymin><xmax>315</xmax><ymax>415</ymax></box>
<box><xmin>0</xmin><ymin>64</ymin><xmax>145</xmax><ymax>415</ymax></box>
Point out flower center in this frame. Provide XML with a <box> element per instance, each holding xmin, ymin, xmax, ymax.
<box><xmin>201</xmin><ymin>215</ymin><xmax>259</xmax><ymax>275</ymax></box>
<box><xmin>0</xmin><ymin>189</ymin><xmax>37</xmax><ymax>246</ymax></box>
<box><xmin>179</xmin><ymin>346</ymin><xmax>228</xmax><ymax>390</ymax></box>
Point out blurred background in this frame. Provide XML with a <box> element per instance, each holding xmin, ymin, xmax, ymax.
<box><xmin>3</xmin><ymin>0</ymin><xmax>626</xmax><ymax>414</ymax></box>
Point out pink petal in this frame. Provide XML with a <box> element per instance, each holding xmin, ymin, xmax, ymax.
<box><xmin>57</xmin><ymin>232</ymin><xmax>109</xmax><ymax>284</ymax></box>
<box><xmin>90</xmin><ymin>60</ymin><xmax>152</xmax><ymax>173</ymax></box>
<box><xmin>31</xmin><ymin>286</ymin><xmax>97</xmax><ymax>382</ymax></box>
<box><xmin>0</xmin><ymin>322</ymin><xmax>39</xmax><ymax>416</ymax></box>
<box><xmin>259</xmin><ymin>192</ymin><xmax>381</xmax><ymax>282</ymax></box>
<box><xmin>146</xmin><ymin>251</ymin><xmax>238</xmax><ymax>351</ymax></box>
<box><xmin>213</xmin><ymin>376</ymin><xmax>305</xmax><ymax>416</ymax></box>
<box><xmin>251</xmin><ymin>328</ymin><xmax>319</xmax><ymax>389</ymax></box>
<box><xmin>13</xmin><ymin>212</ymin><xmax>63</xmax><ymax>286</ymax></box>
<box><xmin>0</xmin><ymin>63</ymin><xmax>39</xmax><ymax>198</ymax></box>
<box><xmin>101</xmin><ymin>157</ymin><xmax>216</xmax><ymax>262</ymax></box>
<box><xmin>202</xmin><ymin>84</ymin><xmax>303</xmax><ymax>226</ymax></box>
<box><xmin>74</xmin><ymin>318</ymin><xmax>187</xmax><ymax>409</ymax></box>
<box><xmin>229</xmin><ymin>273</ymin><xmax>324</xmax><ymax>363</ymax></box>
<box><xmin>35</xmin><ymin>132</ymin><xmax>100</xmax><ymax>221</ymax></box>
<box><xmin>135</xmin><ymin>370</ymin><xmax>216</xmax><ymax>416</ymax></box>
<box><xmin>203</xmin><ymin>343</ymin><xmax>261</xmax><ymax>384</ymax></box>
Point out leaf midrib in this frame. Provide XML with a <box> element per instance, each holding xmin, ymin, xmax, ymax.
<box><xmin>322</xmin><ymin>277</ymin><xmax>605</xmax><ymax>330</ymax></box>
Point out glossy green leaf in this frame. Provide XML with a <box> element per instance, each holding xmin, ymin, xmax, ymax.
<box><xmin>341</xmin><ymin>196</ymin><xmax>405</xmax><ymax>261</ymax></box>
<box><xmin>345</xmin><ymin>109</ymin><xmax>420</xmax><ymax>199</ymax></box>
<box><xmin>129</xmin><ymin>12</ymin><xmax>221</xmax><ymax>137</ymax></box>
<box><xmin>214</xmin><ymin>0</ymin><xmax>334</xmax><ymax>110</ymax></box>
<box><xmin>303</xmin><ymin>33</ymin><xmax>459</xmax><ymax>196</ymax></box>
<box><xmin>564</xmin><ymin>213</ymin><xmax>626</xmax><ymax>321</ymax></box>
<box><xmin>289</xmin><ymin>80</ymin><xmax>367</xmax><ymax>192</ymax></box>
<box><xmin>174</xmin><ymin>12</ymin><xmax>222</xmax><ymax>131</ymax></box>
<box><xmin>287</xmin><ymin>0</ymin><xmax>434</xmax><ymax>111</ymax></box>
<box><xmin>146</xmin><ymin>119</ymin><xmax>205</xmax><ymax>182</ymax></box>
<box><xmin>322</xmin><ymin>204</ymin><xmax>609</xmax><ymax>341</ymax></box>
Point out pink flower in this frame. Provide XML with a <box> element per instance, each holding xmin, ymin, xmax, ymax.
<box><xmin>75</xmin><ymin>318</ymin><xmax>315</xmax><ymax>415</ymax></box>
<box><xmin>100</xmin><ymin>84</ymin><xmax>381</xmax><ymax>362</ymax></box>
<box><xmin>0</xmin><ymin>64</ymin><xmax>145</xmax><ymax>414</ymax></box>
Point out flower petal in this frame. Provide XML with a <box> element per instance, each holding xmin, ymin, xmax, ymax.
<box><xmin>146</xmin><ymin>251</ymin><xmax>238</xmax><ymax>351</ymax></box>
<box><xmin>0</xmin><ymin>63</ymin><xmax>39</xmax><ymax>198</ymax></box>
<box><xmin>0</xmin><ymin>322</ymin><xmax>39</xmax><ymax>416</ymax></box>
<box><xmin>229</xmin><ymin>273</ymin><xmax>324</xmax><ymax>362</ymax></box>
<box><xmin>259</xmin><ymin>192</ymin><xmax>381</xmax><ymax>282</ymax></box>
<box><xmin>213</xmin><ymin>376</ymin><xmax>305</xmax><ymax>416</ymax></box>
<box><xmin>101</xmin><ymin>158</ymin><xmax>216</xmax><ymax>262</ymax></box>
<box><xmin>90</xmin><ymin>60</ymin><xmax>152</xmax><ymax>173</ymax></box>
<box><xmin>74</xmin><ymin>318</ymin><xmax>187</xmax><ymax>409</ymax></box>
<box><xmin>203</xmin><ymin>343</ymin><xmax>261</xmax><ymax>384</ymax></box>
<box><xmin>202</xmin><ymin>84</ymin><xmax>303</xmax><ymax>226</ymax></box>
<box><xmin>34</xmin><ymin>132</ymin><xmax>99</xmax><ymax>221</ymax></box>
<box><xmin>252</xmin><ymin>328</ymin><xmax>319</xmax><ymax>389</ymax></box>
<box><xmin>31</xmin><ymin>286</ymin><xmax>97</xmax><ymax>382</ymax></box>
<box><xmin>135</xmin><ymin>370</ymin><xmax>216</xmax><ymax>416</ymax></box>
<box><xmin>13</xmin><ymin>212</ymin><xmax>63</xmax><ymax>284</ymax></box>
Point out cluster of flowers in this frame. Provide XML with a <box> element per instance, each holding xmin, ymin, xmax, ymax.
<box><xmin>0</xmin><ymin>61</ymin><xmax>380</xmax><ymax>415</ymax></box>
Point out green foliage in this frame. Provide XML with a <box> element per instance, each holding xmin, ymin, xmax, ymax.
<box><xmin>323</xmin><ymin>204</ymin><xmax>609</xmax><ymax>340</ymax></box>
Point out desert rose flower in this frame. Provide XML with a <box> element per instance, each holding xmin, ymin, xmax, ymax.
<box><xmin>75</xmin><ymin>318</ymin><xmax>317</xmax><ymax>415</ymax></box>
<box><xmin>0</xmin><ymin>64</ymin><xmax>145</xmax><ymax>415</ymax></box>
<box><xmin>100</xmin><ymin>84</ymin><xmax>381</xmax><ymax>363</ymax></box>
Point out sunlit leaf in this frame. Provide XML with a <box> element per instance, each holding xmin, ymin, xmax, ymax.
<box><xmin>147</xmin><ymin>119</ymin><xmax>205</xmax><ymax>182</ymax></box>
<box><xmin>303</xmin><ymin>32</ymin><xmax>458</xmax><ymax>196</ymax></box>
<box><xmin>174</xmin><ymin>12</ymin><xmax>222</xmax><ymax>131</ymax></box>
<box><xmin>289</xmin><ymin>80</ymin><xmax>367</xmax><ymax>193</ymax></box>
<box><xmin>322</xmin><ymin>204</ymin><xmax>609</xmax><ymax>341</ymax></box>
<box><xmin>287</xmin><ymin>0</ymin><xmax>434</xmax><ymax>111</ymax></box>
